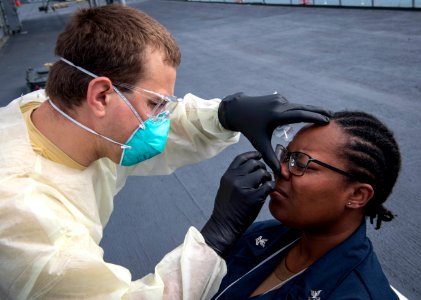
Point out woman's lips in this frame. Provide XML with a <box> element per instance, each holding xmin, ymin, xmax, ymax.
<box><xmin>270</xmin><ymin>187</ymin><xmax>288</xmax><ymax>200</ymax></box>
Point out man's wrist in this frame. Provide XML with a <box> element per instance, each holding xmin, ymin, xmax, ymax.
<box><xmin>217</xmin><ymin>100</ymin><xmax>230</xmax><ymax>130</ymax></box>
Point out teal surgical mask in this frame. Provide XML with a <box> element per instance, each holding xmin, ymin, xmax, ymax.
<box><xmin>120</xmin><ymin>114</ymin><xmax>170</xmax><ymax>166</ymax></box>
<box><xmin>48</xmin><ymin>98</ymin><xmax>170</xmax><ymax>166</ymax></box>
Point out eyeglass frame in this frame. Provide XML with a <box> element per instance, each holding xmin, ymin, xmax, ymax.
<box><xmin>275</xmin><ymin>144</ymin><xmax>357</xmax><ymax>180</ymax></box>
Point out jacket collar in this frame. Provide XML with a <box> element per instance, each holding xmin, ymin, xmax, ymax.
<box><xmin>286</xmin><ymin>222</ymin><xmax>371</xmax><ymax>299</ymax></box>
<box><xmin>230</xmin><ymin>221</ymin><xmax>371</xmax><ymax>300</ymax></box>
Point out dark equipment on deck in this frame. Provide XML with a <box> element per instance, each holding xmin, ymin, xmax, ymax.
<box><xmin>26</xmin><ymin>66</ymin><xmax>49</xmax><ymax>92</ymax></box>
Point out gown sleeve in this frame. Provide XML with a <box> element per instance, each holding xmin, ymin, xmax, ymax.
<box><xmin>0</xmin><ymin>177</ymin><xmax>226</xmax><ymax>300</ymax></box>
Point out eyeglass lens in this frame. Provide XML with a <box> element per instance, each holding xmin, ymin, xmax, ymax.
<box><xmin>289</xmin><ymin>152</ymin><xmax>310</xmax><ymax>176</ymax></box>
<box><xmin>276</xmin><ymin>145</ymin><xmax>309</xmax><ymax>176</ymax></box>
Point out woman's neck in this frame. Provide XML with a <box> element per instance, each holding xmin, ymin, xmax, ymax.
<box><xmin>286</xmin><ymin>224</ymin><xmax>360</xmax><ymax>273</ymax></box>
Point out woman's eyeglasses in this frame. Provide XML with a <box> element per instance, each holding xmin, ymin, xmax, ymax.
<box><xmin>275</xmin><ymin>144</ymin><xmax>356</xmax><ymax>180</ymax></box>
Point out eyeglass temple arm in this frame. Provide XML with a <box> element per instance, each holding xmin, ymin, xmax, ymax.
<box><xmin>311</xmin><ymin>159</ymin><xmax>356</xmax><ymax>179</ymax></box>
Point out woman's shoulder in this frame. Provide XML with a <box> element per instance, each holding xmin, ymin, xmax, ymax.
<box><xmin>355</xmin><ymin>251</ymin><xmax>399</xmax><ymax>299</ymax></box>
<box><xmin>329</xmin><ymin>250</ymin><xmax>398</xmax><ymax>300</ymax></box>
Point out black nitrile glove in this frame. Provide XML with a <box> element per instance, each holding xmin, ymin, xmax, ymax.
<box><xmin>218</xmin><ymin>93</ymin><xmax>332</xmax><ymax>175</ymax></box>
<box><xmin>201</xmin><ymin>151</ymin><xmax>275</xmax><ymax>258</ymax></box>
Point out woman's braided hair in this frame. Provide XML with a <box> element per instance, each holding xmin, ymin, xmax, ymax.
<box><xmin>333</xmin><ymin>111</ymin><xmax>401</xmax><ymax>229</ymax></box>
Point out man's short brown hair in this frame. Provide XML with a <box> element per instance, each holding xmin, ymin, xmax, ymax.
<box><xmin>45</xmin><ymin>4</ymin><xmax>181</xmax><ymax>109</ymax></box>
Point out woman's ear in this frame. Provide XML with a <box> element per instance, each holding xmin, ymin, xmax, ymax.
<box><xmin>346</xmin><ymin>183</ymin><xmax>374</xmax><ymax>208</ymax></box>
<box><xmin>86</xmin><ymin>77</ymin><xmax>114</xmax><ymax>118</ymax></box>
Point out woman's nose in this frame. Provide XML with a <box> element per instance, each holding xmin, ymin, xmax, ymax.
<box><xmin>279</xmin><ymin>161</ymin><xmax>291</xmax><ymax>180</ymax></box>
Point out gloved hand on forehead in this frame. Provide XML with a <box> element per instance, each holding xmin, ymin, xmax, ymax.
<box><xmin>218</xmin><ymin>92</ymin><xmax>332</xmax><ymax>175</ymax></box>
<box><xmin>201</xmin><ymin>151</ymin><xmax>274</xmax><ymax>258</ymax></box>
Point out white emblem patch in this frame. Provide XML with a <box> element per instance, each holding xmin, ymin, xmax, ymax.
<box><xmin>255</xmin><ymin>236</ymin><xmax>268</xmax><ymax>248</ymax></box>
<box><xmin>308</xmin><ymin>289</ymin><xmax>322</xmax><ymax>300</ymax></box>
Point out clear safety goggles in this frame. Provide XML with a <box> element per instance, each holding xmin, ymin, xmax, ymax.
<box><xmin>113</xmin><ymin>81</ymin><xmax>183</xmax><ymax>123</ymax></box>
<box><xmin>59</xmin><ymin>57</ymin><xmax>183</xmax><ymax>126</ymax></box>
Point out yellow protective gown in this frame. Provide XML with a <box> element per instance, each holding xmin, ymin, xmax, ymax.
<box><xmin>0</xmin><ymin>90</ymin><xmax>240</xmax><ymax>300</ymax></box>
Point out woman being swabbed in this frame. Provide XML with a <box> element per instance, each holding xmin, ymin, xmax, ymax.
<box><xmin>211</xmin><ymin>111</ymin><xmax>401</xmax><ymax>300</ymax></box>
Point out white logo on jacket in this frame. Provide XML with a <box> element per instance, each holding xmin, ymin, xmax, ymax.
<box><xmin>308</xmin><ymin>289</ymin><xmax>322</xmax><ymax>300</ymax></box>
<box><xmin>255</xmin><ymin>236</ymin><xmax>268</xmax><ymax>248</ymax></box>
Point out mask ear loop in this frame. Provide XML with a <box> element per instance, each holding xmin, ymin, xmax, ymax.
<box><xmin>60</xmin><ymin>57</ymin><xmax>146</xmax><ymax>130</ymax></box>
<box><xmin>48</xmin><ymin>98</ymin><xmax>131</xmax><ymax>149</ymax></box>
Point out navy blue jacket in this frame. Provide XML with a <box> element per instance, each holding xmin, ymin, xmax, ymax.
<box><xmin>213</xmin><ymin>220</ymin><xmax>398</xmax><ymax>300</ymax></box>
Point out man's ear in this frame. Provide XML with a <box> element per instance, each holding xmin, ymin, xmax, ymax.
<box><xmin>86</xmin><ymin>77</ymin><xmax>114</xmax><ymax>118</ymax></box>
<box><xmin>347</xmin><ymin>183</ymin><xmax>374</xmax><ymax>209</ymax></box>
